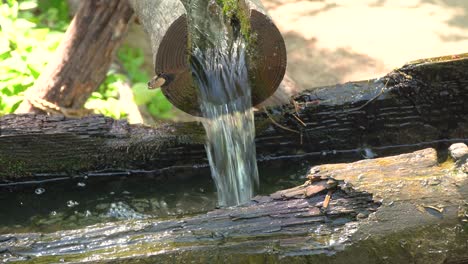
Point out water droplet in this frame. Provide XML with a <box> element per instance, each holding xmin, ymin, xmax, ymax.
<box><xmin>361</xmin><ymin>148</ymin><xmax>376</xmax><ymax>159</ymax></box>
<box><xmin>67</xmin><ymin>200</ymin><xmax>79</xmax><ymax>208</ymax></box>
<box><xmin>77</xmin><ymin>182</ymin><xmax>86</xmax><ymax>187</ymax></box>
<box><xmin>109</xmin><ymin>192</ymin><xmax>115</xmax><ymax>195</ymax></box>
<box><xmin>428</xmin><ymin>178</ymin><xmax>441</xmax><ymax>186</ymax></box>
<box><xmin>84</xmin><ymin>210</ymin><xmax>92</xmax><ymax>217</ymax></box>
<box><xmin>35</xmin><ymin>188</ymin><xmax>45</xmax><ymax>195</ymax></box>
<box><xmin>50</xmin><ymin>211</ymin><xmax>57</xmax><ymax>216</ymax></box>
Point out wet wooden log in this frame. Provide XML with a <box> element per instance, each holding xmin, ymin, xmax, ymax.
<box><xmin>1</xmin><ymin>54</ymin><xmax>467</xmax><ymax>181</ymax></box>
<box><xmin>1</xmin><ymin>147</ymin><xmax>466</xmax><ymax>263</ymax></box>
<box><xmin>0</xmin><ymin>114</ymin><xmax>206</xmax><ymax>181</ymax></box>
<box><xmin>258</xmin><ymin>54</ymin><xmax>468</xmax><ymax>159</ymax></box>
<box><xmin>16</xmin><ymin>0</ymin><xmax>134</xmax><ymax>115</ymax></box>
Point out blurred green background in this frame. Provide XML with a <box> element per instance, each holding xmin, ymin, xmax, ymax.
<box><xmin>0</xmin><ymin>0</ymin><xmax>173</xmax><ymax>120</ymax></box>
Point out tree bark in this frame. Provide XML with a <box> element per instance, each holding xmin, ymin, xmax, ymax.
<box><xmin>1</xmin><ymin>147</ymin><xmax>466</xmax><ymax>263</ymax></box>
<box><xmin>1</xmin><ymin>54</ymin><xmax>467</xmax><ymax>181</ymax></box>
<box><xmin>15</xmin><ymin>0</ymin><xmax>134</xmax><ymax>115</ymax></box>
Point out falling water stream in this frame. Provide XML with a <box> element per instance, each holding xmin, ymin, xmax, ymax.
<box><xmin>185</xmin><ymin>0</ymin><xmax>259</xmax><ymax>206</ymax></box>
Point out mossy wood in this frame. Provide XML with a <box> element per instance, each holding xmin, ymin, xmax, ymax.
<box><xmin>15</xmin><ymin>0</ymin><xmax>134</xmax><ymax>114</ymax></box>
<box><xmin>2</xmin><ymin>147</ymin><xmax>467</xmax><ymax>263</ymax></box>
<box><xmin>0</xmin><ymin>55</ymin><xmax>467</xmax><ymax>180</ymax></box>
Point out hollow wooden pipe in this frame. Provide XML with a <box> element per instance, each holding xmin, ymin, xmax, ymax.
<box><xmin>128</xmin><ymin>0</ymin><xmax>287</xmax><ymax>116</ymax></box>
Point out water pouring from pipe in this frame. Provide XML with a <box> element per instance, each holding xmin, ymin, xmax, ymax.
<box><xmin>129</xmin><ymin>0</ymin><xmax>287</xmax><ymax>206</ymax></box>
<box><xmin>187</xmin><ymin>0</ymin><xmax>259</xmax><ymax>206</ymax></box>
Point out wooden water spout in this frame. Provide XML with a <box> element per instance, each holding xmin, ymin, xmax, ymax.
<box><xmin>128</xmin><ymin>0</ymin><xmax>287</xmax><ymax>115</ymax></box>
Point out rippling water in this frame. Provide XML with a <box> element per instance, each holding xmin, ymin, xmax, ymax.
<box><xmin>186</xmin><ymin>0</ymin><xmax>259</xmax><ymax>206</ymax></box>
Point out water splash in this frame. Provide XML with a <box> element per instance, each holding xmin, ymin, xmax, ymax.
<box><xmin>186</xmin><ymin>0</ymin><xmax>259</xmax><ymax>206</ymax></box>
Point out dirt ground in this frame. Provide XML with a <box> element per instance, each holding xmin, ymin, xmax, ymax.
<box><xmin>263</xmin><ymin>0</ymin><xmax>468</xmax><ymax>89</ymax></box>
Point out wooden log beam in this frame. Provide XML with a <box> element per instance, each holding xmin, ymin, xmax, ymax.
<box><xmin>15</xmin><ymin>0</ymin><xmax>134</xmax><ymax>114</ymax></box>
<box><xmin>1</xmin><ymin>55</ymin><xmax>468</xmax><ymax>181</ymax></box>
<box><xmin>0</xmin><ymin>114</ymin><xmax>206</xmax><ymax>181</ymax></box>
<box><xmin>256</xmin><ymin>54</ymin><xmax>468</xmax><ymax>158</ymax></box>
<box><xmin>1</xmin><ymin>147</ymin><xmax>466</xmax><ymax>263</ymax></box>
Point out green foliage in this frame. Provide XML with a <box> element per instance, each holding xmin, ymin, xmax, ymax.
<box><xmin>86</xmin><ymin>45</ymin><xmax>173</xmax><ymax>120</ymax></box>
<box><xmin>1</xmin><ymin>0</ymin><xmax>173</xmax><ymax>120</ymax></box>
<box><xmin>133</xmin><ymin>83</ymin><xmax>173</xmax><ymax>119</ymax></box>
<box><xmin>84</xmin><ymin>70</ymin><xmax>128</xmax><ymax>119</ymax></box>
<box><xmin>36</xmin><ymin>0</ymin><xmax>69</xmax><ymax>26</ymax></box>
<box><xmin>0</xmin><ymin>0</ymin><xmax>68</xmax><ymax>115</ymax></box>
<box><xmin>118</xmin><ymin>46</ymin><xmax>148</xmax><ymax>83</ymax></box>
<box><xmin>117</xmin><ymin>46</ymin><xmax>173</xmax><ymax>119</ymax></box>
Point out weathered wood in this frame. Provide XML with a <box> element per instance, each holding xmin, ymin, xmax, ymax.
<box><xmin>0</xmin><ymin>114</ymin><xmax>206</xmax><ymax>180</ymax></box>
<box><xmin>129</xmin><ymin>0</ymin><xmax>287</xmax><ymax>115</ymax></box>
<box><xmin>15</xmin><ymin>0</ymin><xmax>134</xmax><ymax>114</ymax></box>
<box><xmin>1</xmin><ymin>55</ymin><xmax>467</xmax><ymax>181</ymax></box>
<box><xmin>259</xmin><ymin>54</ymin><xmax>468</xmax><ymax>158</ymax></box>
<box><xmin>1</xmin><ymin>147</ymin><xmax>466</xmax><ymax>263</ymax></box>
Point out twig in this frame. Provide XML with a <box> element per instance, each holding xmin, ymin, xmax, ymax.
<box><xmin>262</xmin><ymin>107</ymin><xmax>300</xmax><ymax>134</ymax></box>
<box><xmin>343</xmin><ymin>78</ymin><xmax>390</xmax><ymax>113</ymax></box>
<box><xmin>291</xmin><ymin>99</ymin><xmax>301</xmax><ymax>115</ymax></box>
<box><xmin>323</xmin><ymin>190</ymin><xmax>333</xmax><ymax>210</ymax></box>
<box><xmin>292</xmin><ymin>113</ymin><xmax>307</xmax><ymax>127</ymax></box>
